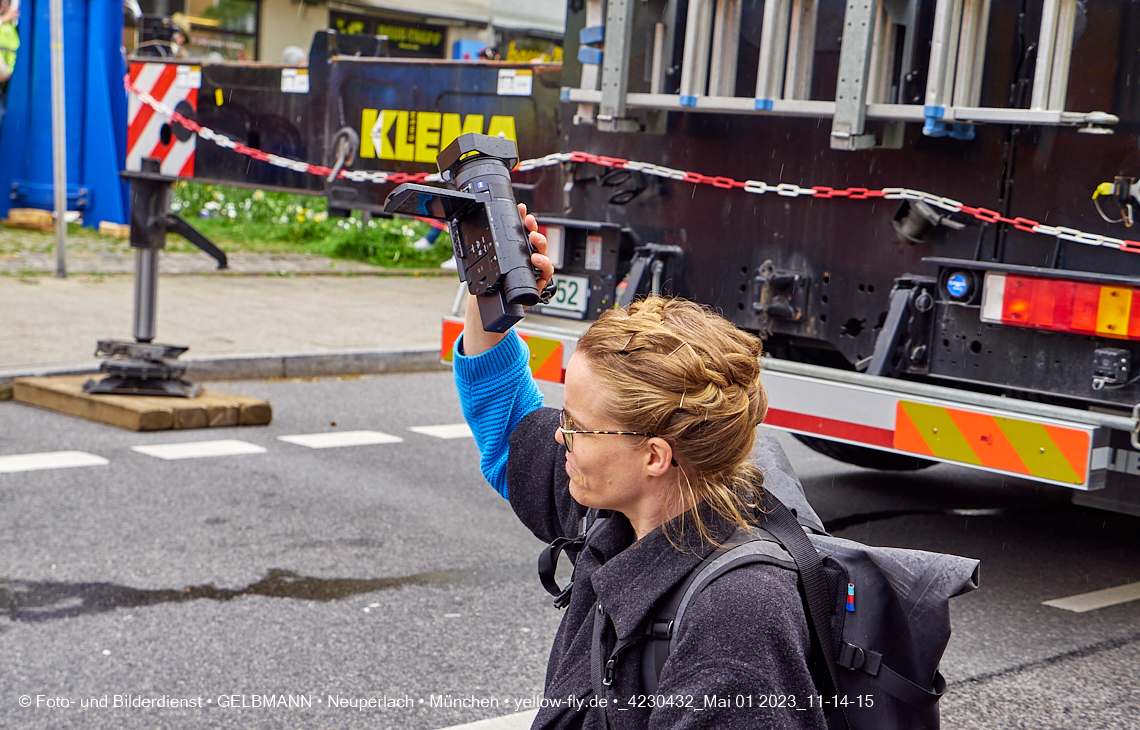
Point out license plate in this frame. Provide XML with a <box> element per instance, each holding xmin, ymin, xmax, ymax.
<box><xmin>542</xmin><ymin>275</ymin><xmax>590</xmax><ymax>314</ymax></box>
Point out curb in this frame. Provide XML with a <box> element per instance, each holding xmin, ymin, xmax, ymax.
<box><xmin>1</xmin><ymin>248</ymin><xmax>459</xmax><ymax>278</ymax></box>
<box><xmin>0</xmin><ymin>348</ymin><xmax>448</xmax><ymax>390</ymax></box>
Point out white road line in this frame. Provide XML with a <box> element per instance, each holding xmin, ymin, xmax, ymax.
<box><xmin>131</xmin><ymin>440</ymin><xmax>267</xmax><ymax>460</ymax></box>
<box><xmin>408</xmin><ymin>424</ymin><xmax>473</xmax><ymax>440</ymax></box>
<box><xmin>277</xmin><ymin>431</ymin><xmax>403</xmax><ymax>449</ymax></box>
<box><xmin>0</xmin><ymin>451</ymin><xmax>109</xmax><ymax>474</ymax></box>
<box><xmin>434</xmin><ymin>710</ymin><xmax>539</xmax><ymax>730</ymax></box>
<box><xmin>1042</xmin><ymin>581</ymin><xmax>1140</xmax><ymax>613</ymax></box>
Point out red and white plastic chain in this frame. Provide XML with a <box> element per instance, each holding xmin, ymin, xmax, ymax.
<box><xmin>127</xmin><ymin>76</ymin><xmax>1140</xmax><ymax>255</ymax></box>
<box><xmin>538</xmin><ymin>151</ymin><xmax>1140</xmax><ymax>254</ymax></box>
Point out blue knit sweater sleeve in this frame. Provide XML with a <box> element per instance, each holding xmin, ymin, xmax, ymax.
<box><xmin>453</xmin><ymin>331</ymin><xmax>545</xmax><ymax>499</ymax></box>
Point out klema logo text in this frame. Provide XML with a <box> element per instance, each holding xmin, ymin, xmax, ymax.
<box><xmin>362</xmin><ymin>110</ymin><xmax>517</xmax><ymax>163</ymax></box>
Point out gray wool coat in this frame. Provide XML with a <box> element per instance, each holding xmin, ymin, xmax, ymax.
<box><xmin>506</xmin><ymin>408</ymin><xmax>828</xmax><ymax>730</ymax></box>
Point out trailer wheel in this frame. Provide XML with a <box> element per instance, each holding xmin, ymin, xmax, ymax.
<box><xmin>793</xmin><ymin>435</ymin><xmax>936</xmax><ymax>471</ymax></box>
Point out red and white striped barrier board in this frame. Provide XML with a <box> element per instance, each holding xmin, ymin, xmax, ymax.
<box><xmin>126</xmin><ymin>63</ymin><xmax>198</xmax><ymax>178</ymax></box>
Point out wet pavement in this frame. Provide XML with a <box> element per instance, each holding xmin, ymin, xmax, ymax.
<box><xmin>2</xmin><ymin>566</ymin><xmax>540</xmax><ymax>623</ymax></box>
<box><xmin>1</xmin><ymin>373</ymin><xmax>1137</xmax><ymax>729</ymax></box>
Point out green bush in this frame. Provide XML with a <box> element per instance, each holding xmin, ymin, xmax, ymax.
<box><xmin>170</xmin><ymin>182</ymin><xmax>452</xmax><ymax>268</ymax></box>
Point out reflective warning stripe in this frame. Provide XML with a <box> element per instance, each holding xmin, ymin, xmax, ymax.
<box><xmin>126</xmin><ymin>62</ymin><xmax>197</xmax><ymax>177</ymax></box>
<box><xmin>764</xmin><ymin>409</ymin><xmax>893</xmax><ymax>448</ymax></box>
<box><xmin>440</xmin><ymin>322</ymin><xmax>1108</xmax><ymax>489</ymax></box>
<box><xmin>128</xmin><ymin>65</ymin><xmax>176</xmax><ymax>155</ymax></box>
<box><xmin>440</xmin><ymin>319</ymin><xmax>566</xmax><ymax>383</ymax></box>
<box><xmin>893</xmin><ymin>401</ymin><xmax>1089</xmax><ymax>484</ymax></box>
<box><xmin>441</xmin><ymin>319</ymin><xmax>463</xmax><ymax>364</ymax></box>
<box><xmin>758</xmin><ymin>368</ymin><xmax>1104</xmax><ymax>489</ymax></box>
<box><xmin>525</xmin><ymin>336</ymin><xmax>563</xmax><ymax>382</ymax></box>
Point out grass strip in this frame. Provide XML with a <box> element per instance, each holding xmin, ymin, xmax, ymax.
<box><xmin>1</xmin><ymin>182</ymin><xmax>453</xmax><ymax>269</ymax></box>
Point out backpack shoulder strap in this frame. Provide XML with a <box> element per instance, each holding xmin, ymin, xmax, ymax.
<box><xmin>538</xmin><ymin>507</ymin><xmax>607</xmax><ymax>608</ymax></box>
<box><xmin>640</xmin><ymin>528</ymin><xmax>795</xmax><ymax>693</ymax></box>
<box><xmin>758</xmin><ymin>497</ymin><xmax>850</xmax><ymax>728</ymax></box>
<box><xmin>642</xmin><ymin>498</ymin><xmax>852</xmax><ymax>729</ymax></box>
<box><xmin>668</xmin><ymin>534</ymin><xmax>798</xmax><ymax>655</ymax></box>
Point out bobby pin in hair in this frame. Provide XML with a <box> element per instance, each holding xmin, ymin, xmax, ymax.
<box><xmin>668</xmin><ymin>341</ymin><xmax>692</xmax><ymax>357</ymax></box>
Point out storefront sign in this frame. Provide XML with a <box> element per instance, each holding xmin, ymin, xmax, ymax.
<box><xmin>330</xmin><ymin>12</ymin><xmax>446</xmax><ymax>58</ymax></box>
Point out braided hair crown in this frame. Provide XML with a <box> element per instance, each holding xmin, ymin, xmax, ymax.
<box><xmin>576</xmin><ymin>296</ymin><xmax>769</xmax><ymax>545</ymax></box>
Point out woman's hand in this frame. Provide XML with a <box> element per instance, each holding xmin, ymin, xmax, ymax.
<box><xmin>521</xmin><ymin>202</ymin><xmax>554</xmax><ymax>294</ymax></box>
<box><xmin>461</xmin><ymin>203</ymin><xmax>554</xmax><ymax>357</ymax></box>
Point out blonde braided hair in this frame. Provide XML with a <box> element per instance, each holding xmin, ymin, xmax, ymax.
<box><xmin>576</xmin><ymin>296</ymin><xmax>769</xmax><ymax>548</ymax></box>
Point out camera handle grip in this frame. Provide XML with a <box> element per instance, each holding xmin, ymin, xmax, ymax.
<box><xmin>519</xmin><ymin>221</ymin><xmax>557</xmax><ymax>304</ymax></box>
<box><xmin>539</xmin><ymin>279</ymin><xmax>557</xmax><ymax>304</ymax></box>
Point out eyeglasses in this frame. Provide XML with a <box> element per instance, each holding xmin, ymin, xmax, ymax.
<box><xmin>558</xmin><ymin>409</ymin><xmax>655</xmax><ymax>453</ymax></box>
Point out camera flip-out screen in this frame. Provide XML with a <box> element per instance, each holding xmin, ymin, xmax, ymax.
<box><xmin>383</xmin><ymin>133</ymin><xmax>547</xmax><ymax>333</ymax></box>
<box><xmin>382</xmin><ymin>185</ymin><xmax>479</xmax><ymax>221</ymax></box>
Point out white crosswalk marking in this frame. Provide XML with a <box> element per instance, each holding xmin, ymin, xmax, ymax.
<box><xmin>131</xmin><ymin>440</ymin><xmax>267</xmax><ymax>460</ymax></box>
<box><xmin>278</xmin><ymin>431</ymin><xmax>403</xmax><ymax>449</ymax></box>
<box><xmin>434</xmin><ymin>710</ymin><xmax>539</xmax><ymax>730</ymax></box>
<box><xmin>408</xmin><ymin>424</ymin><xmax>473</xmax><ymax>440</ymax></box>
<box><xmin>1043</xmin><ymin>581</ymin><xmax>1140</xmax><ymax>613</ymax></box>
<box><xmin>0</xmin><ymin>451</ymin><xmax>109</xmax><ymax>474</ymax></box>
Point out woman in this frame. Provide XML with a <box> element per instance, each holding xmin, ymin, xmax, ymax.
<box><xmin>454</xmin><ymin>206</ymin><xmax>825</xmax><ymax>729</ymax></box>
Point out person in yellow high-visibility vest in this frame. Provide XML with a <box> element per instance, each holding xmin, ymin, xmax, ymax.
<box><xmin>0</xmin><ymin>0</ymin><xmax>19</xmax><ymax>129</ymax></box>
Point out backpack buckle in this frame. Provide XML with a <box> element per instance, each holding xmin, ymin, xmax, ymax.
<box><xmin>603</xmin><ymin>658</ymin><xmax>616</xmax><ymax>686</ymax></box>
<box><xmin>553</xmin><ymin>581</ymin><xmax>574</xmax><ymax>609</ymax></box>
<box><xmin>838</xmin><ymin>642</ymin><xmax>882</xmax><ymax>677</ymax></box>
<box><xmin>650</xmin><ymin>619</ymin><xmax>674</xmax><ymax>639</ymax></box>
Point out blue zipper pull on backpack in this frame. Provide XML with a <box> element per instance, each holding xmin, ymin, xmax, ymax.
<box><xmin>847</xmin><ymin>583</ymin><xmax>856</xmax><ymax>612</ymax></box>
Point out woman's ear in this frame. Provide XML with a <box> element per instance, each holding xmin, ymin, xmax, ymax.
<box><xmin>644</xmin><ymin>437</ymin><xmax>674</xmax><ymax>478</ymax></box>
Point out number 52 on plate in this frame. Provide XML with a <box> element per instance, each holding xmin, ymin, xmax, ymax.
<box><xmin>539</xmin><ymin>274</ymin><xmax>589</xmax><ymax>317</ymax></box>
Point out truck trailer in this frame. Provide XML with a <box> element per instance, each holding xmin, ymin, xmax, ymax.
<box><xmin>120</xmin><ymin>0</ymin><xmax>1140</xmax><ymax>515</ymax></box>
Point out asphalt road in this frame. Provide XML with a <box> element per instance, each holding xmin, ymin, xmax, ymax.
<box><xmin>1</xmin><ymin>372</ymin><xmax>1138</xmax><ymax>729</ymax></box>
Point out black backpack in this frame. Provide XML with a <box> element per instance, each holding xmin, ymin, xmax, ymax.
<box><xmin>539</xmin><ymin>437</ymin><xmax>980</xmax><ymax>730</ymax></box>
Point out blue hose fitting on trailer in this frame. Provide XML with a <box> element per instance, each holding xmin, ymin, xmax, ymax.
<box><xmin>923</xmin><ymin>105</ymin><xmax>947</xmax><ymax>137</ymax></box>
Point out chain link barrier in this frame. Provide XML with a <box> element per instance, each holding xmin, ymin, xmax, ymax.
<box><xmin>127</xmin><ymin>76</ymin><xmax>1140</xmax><ymax>254</ymax></box>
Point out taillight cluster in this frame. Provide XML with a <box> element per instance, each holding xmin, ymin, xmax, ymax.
<box><xmin>980</xmin><ymin>272</ymin><xmax>1140</xmax><ymax>339</ymax></box>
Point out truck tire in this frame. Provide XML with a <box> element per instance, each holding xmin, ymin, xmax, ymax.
<box><xmin>793</xmin><ymin>435</ymin><xmax>936</xmax><ymax>471</ymax></box>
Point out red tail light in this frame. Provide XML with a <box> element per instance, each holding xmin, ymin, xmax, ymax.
<box><xmin>981</xmin><ymin>273</ymin><xmax>1139</xmax><ymax>340</ymax></box>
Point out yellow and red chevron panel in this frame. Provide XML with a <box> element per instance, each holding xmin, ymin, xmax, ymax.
<box><xmin>893</xmin><ymin>401</ymin><xmax>1090</xmax><ymax>484</ymax></box>
<box><xmin>441</xmin><ymin>319</ymin><xmax>567</xmax><ymax>383</ymax></box>
<box><xmin>127</xmin><ymin>63</ymin><xmax>198</xmax><ymax>178</ymax></box>
<box><xmin>761</xmin><ymin>370</ymin><xmax>1105</xmax><ymax>488</ymax></box>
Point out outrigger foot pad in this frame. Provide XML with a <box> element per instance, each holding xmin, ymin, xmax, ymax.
<box><xmin>82</xmin><ymin>339</ymin><xmax>202</xmax><ymax>398</ymax></box>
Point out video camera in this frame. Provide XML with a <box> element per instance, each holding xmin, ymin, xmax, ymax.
<box><xmin>383</xmin><ymin>134</ymin><xmax>551</xmax><ymax>332</ymax></box>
